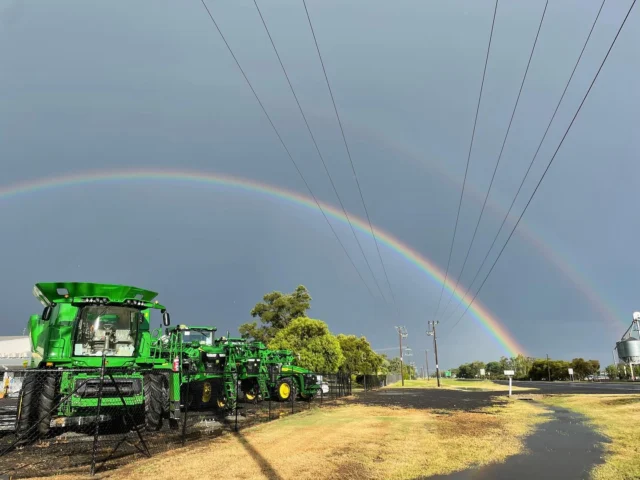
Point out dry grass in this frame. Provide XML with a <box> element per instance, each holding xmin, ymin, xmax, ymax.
<box><xmin>48</xmin><ymin>398</ymin><xmax>548</xmax><ymax>480</ymax></box>
<box><xmin>541</xmin><ymin>394</ymin><xmax>640</xmax><ymax>480</ymax></box>
<box><xmin>390</xmin><ymin>378</ymin><xmax>537</xmax><ymax>392</ymax></box>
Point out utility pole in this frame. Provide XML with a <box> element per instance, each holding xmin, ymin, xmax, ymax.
<box><xmin>546</xmin><ymin>354</ymin><xmax>551</xmax><ymax>382</ymax></box>
<box><xmin>395</xmin><ymin>326</ymin><xmax>408</xmax><ymax>386</ymax></box>
<box><xmin>425</xmin><ymin>349</ymin><xmax>430</xmax><ymax>380</ymax></box>
<box><xmin>427</xmin><ymin>321</ymin><xmax>440</xmax><ymax>387</ymax></box>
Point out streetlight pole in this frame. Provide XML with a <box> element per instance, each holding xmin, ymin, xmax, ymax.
<box><xmin>546</xmin><ymin>354</ymin><xmax>551</xmax><ymax>382</ymax></box>
<box><xmin>427</xmin><ymin>321</ymin><xmax>440</xmax><ymax>387</ymax></box>
<box><xmin>395</xmin><ymin>326</ymin><xmax>408</xmax><ymax>386</ymax></box>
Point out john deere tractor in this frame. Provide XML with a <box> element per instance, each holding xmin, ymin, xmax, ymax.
<box><xmin>152</xmin><ymin>325</ymin><xmax>238</xmax><ymax>426</ymax></box>
<box><xmin>237</xmin><ymin>341</ymin><xmax>320</xmax><ymax>402</ymax></box>
<box><xmin>16</xmin><ymin>282</ymin><xmax>173</xmax><ymax>443</ymax></box>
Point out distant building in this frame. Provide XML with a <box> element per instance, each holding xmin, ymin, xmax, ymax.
<box><xmin>0</xmin><ymin>336</ymin><xmax>31</xmax><ymax>368</ymax></box>
<box><xmin>0</xmin><ymin>336</ymin><xmax>31</xmax><ymax>397</ymax></box>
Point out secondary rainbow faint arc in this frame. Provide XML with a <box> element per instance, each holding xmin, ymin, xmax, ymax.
<box><xmin>0</xmin><ymin>168</ymin><xmax>527</xmax><ymax>357</ymax></box>
<box><xmin>350</xmin><ymin>122</ymin><xmax>623</xmax><ymax>329</ymax></box>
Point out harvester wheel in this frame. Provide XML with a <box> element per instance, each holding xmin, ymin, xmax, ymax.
<box><xmin>275</xmin><ymin>378</ymin><xmax>294</xmax><ymax>402</ymax></box>
<box><xmin>144</xmin><ymin>374</ymin><xmax>164</xmax><ymax>431</ymax></box>
<box><xmin>15</xmin><ymin>372</ymin><xmax>40</xmax><ymax>445</ymax></box>
<box><xmin>37</xmin><ymin>374</ymin><xmax>60</xmax><ymax>438</ymax></box>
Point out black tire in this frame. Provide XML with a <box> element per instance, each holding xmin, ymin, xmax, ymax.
<box><xmin>161</xmin><ymin>373</ymin><xmax>170</xmax><ymax>419</ymax></box>
<box><xmin>144</xmin><ymin>374</ymin><xmax>164</xmax><ymax>431</ymax></box>
<box><xmin>37</xmin><ymin>374</ymin><xmax>59</xmax><ymax>438</ymax></box>
<box><xmin>275</xmin><ymin>378</ymin><xmax>295</xmax><ymax>402</ymax></box>
<box><xmin>15</xmin><ymin>372</ymin><xmax>40</xmax><ymax>445</ymax></box>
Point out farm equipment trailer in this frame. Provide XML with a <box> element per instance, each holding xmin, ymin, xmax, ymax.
<box><xmin>16</xmin><ymin>282</ymin><xmax>173</xmax><ymax>443</ymax></box>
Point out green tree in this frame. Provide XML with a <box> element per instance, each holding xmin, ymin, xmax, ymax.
<box><xmin>239</xmin><ymin>285</ymin><xmax>312</xmax><ymax>343</ymax></box>
<box><xmin>587</xmin><ymin>360</ymin><xmax>600</xmax><ymax>376</ymax></box>
<box><xmin>457</xmin><ymin>361</ymin><xmax>485</xmax><ymax>379</ymax></box>
<box><xmin>570</xmin><ymin>358</ymin><xmax>590</xmax><ymax>379</ymax></box>
<box><xmin>268</xmin><ymin>317</ymin><xmax>344</xmax><ymax>373</ymax></box>
<box><xmin>485</xmin><ymin>361</ymin><xmax>502</xmax><ymax>377</ymax></box>
<box><xmin>388</xmin><ymin>357</ymin><xmax>403</xmax><ymax>375</ymax></box>
<box><xmin>605</xmin><ymin>364</ymin><xmax>619</xmax><ymax>380</ymax></box>
<box><xmin>336</xmin><ymin>334</ymin><xmax>383</xmax><ymax>374</ymax></box>
<box><xmin>378</xmin><ymin>354</ymin><xmax>390</xmax><ymax>375</ymax></box>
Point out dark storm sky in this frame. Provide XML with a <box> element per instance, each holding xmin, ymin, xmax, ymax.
<box><xmin>1</xmin><ymin>0</ymin><xmax>638</xmax><ymax>369</ymax></box>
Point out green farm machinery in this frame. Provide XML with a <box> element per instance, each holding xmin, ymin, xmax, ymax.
<box><xmin>16</xmin><ymin>282</ymin><xmax>173</xmax><ymax>442</ymax></box>
<box><xmin>152</xmin><ymin>326</ymin><xmax>322</xmax><ymax>422</ymax></box>
<box><xmin>153</xmin><ymin>325</ymin><xmax>239</xmax><ymax>425</ymax></box>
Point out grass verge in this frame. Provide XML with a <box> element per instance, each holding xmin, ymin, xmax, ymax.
<box><xmin>71</xmin><ymin>397</ymin><xmax>549</xmax><ymax>480</ymax></box>
<box><xmin>541</xmin><ymin>394</ymin><xmax>640</xmax><ymax>480</ymax></box>
<box><xmin>388</xmin><ymin>378</ymin><xmax>537</xmax><ymax>392</ymax></box>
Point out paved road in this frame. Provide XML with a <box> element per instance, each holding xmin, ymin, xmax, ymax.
<box><xmin>496</xmin><ymin>380</ymin><xmax>640</xmax><ymax>394</ymax></box>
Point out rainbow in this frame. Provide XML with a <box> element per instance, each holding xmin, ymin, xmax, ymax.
<box><xmin>348</xmin><ymin>122</ymin><xmax>624</xmax><ymax>329</ymax></box>
<box><xmin>0</xmin><ymin>168</ymin><xmax>527</xmax><ymax>357</ymax></box>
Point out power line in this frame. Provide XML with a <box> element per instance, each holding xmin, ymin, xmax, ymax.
<box><xmin>443</xmin><ymin>0</ymin><xmax>636</xmax><ymax>336</ymax></box>
<box><xmin>439</xmin><ymin>0</ymin><xmax>549</xmax><ymax>323</ymax></box>
<box><xmin>198</xmin><ymin>0</ymin><xmax>377</xmax><ymax>300</ymax></box>
<box><xmin>442</xmin><ymin>0</ymin><xmax>607</xmax><ymax>325</ymax></box>
<box><xmin>252</xmin><ymin>0</ymin><xmax>388</xmax><ymax>302</ymax></box>
<box><xmin>431</xmin><ymin>0</ymin><xmax>499</xmax><ymax>323</ymax></box>
<box><xmin>302</xmin><ymin>0</ymin><xmax>398</xmax><ymax>310</ymax></box>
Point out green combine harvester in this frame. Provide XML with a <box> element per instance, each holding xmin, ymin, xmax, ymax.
<box><xmin>16</xmin><ymin>282</ymin><xmax>173</xmax><ymax>442</ymax></box>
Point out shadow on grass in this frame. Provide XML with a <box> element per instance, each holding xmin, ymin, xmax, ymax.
<box><xmin>232</xmin><ymin>430</ymin><xmax>283</xmax><ymax>480</ymax></box>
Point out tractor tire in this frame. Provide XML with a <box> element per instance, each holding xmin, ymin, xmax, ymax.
<box><xmin>275</xmin><ymin>378</ymin><xmax>295</xmax><ymax>402</ymax></box>
<box><xmin>15</xmin><ymin>372</ymin><xmax>40</xmax><ymax>445</ymax></box>
<box><xmin>161</xmin><ymin>373</ymin><xmax>170</xmax><ymax>419</ymax></box>
<box><xmin>144</xmin><ymin>373</ymin><xmax>164</xmax><ymax>431</ymax></box>
<box><xmin>37</xmin><ymin>374</ymin><xmax>59</xmax><ymax>438</ymax></box>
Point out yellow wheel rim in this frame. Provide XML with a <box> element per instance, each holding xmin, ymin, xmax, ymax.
<box><xmin>279</xmin><ymin>383</ymin><xmax>290</xmax><ymax>398</ymax></box>
<box><xmin>202</xmin><ymin>382</ymin><xmax>212</xmax><ymax>403</ymax></box>
<box><xmin>246</xmin><ymin>392</ymin><xmax>256</xmax><ymax>401</ymax></box>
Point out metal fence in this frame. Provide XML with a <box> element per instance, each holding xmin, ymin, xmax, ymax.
<box><xmin>0</xmin><ymin>368</ymin><xmax>353</xmax><ymax>478</ymax></box>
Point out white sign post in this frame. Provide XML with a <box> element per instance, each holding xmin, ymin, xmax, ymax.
<box><xmin>568</xmin><ymin>368</ymin><xmax>574</xmax><ymax>382</ymax></box>
<box><xmin>504</xmin><ymin>370</ymin><xmax>515</xmax><ymax>396</ymax></box>
<box><xmin>480</xmin><ymin>368</ymin><xmax>485</xmax><ymax>378</ymax></box>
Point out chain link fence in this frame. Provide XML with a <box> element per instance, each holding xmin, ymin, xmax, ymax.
<box><xmin>0</xmin><ymin>368</ymin><xmax>353</xmax><ymax>478</ymax></box>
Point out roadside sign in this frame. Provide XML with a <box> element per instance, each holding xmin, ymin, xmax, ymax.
<box><xmin>504</xmin><ymin>370</ymin><xmax>515</xmax><ymax>397</ymax></box>
<box><xmin>568</xmin><ymin>368</ymin><xmax>573</xmax><ymax>375</ymax></box>
<box><xmin>480</xmin><ymin>368</ymin><xmax>485</xmax><ymax>376</ymax></box>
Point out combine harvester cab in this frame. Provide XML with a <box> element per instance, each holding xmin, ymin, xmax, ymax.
<box><xmin>155</xmin><ymin>325</ymin><xmax>238</xmax><ymax>425</ymax></box>
<box><xmin>16</xmin><ymin>282</ymin><xmax>173</xmax><ymax>443</ymax></box>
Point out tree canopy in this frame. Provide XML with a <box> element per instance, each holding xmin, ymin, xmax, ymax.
<box><xmin>268</xmin><ymin>317</ymin><xmax>344</xmax><ymax>373</ymax></box>
<box><xmin>239</xmin><ymin>285</ymin><xmax>311</xmax><ymax>343</ymax></box>
<box><xmin>336</xmin><ymin>334</ymin><xmax>384</xmax><ymax>374</ymax></box>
